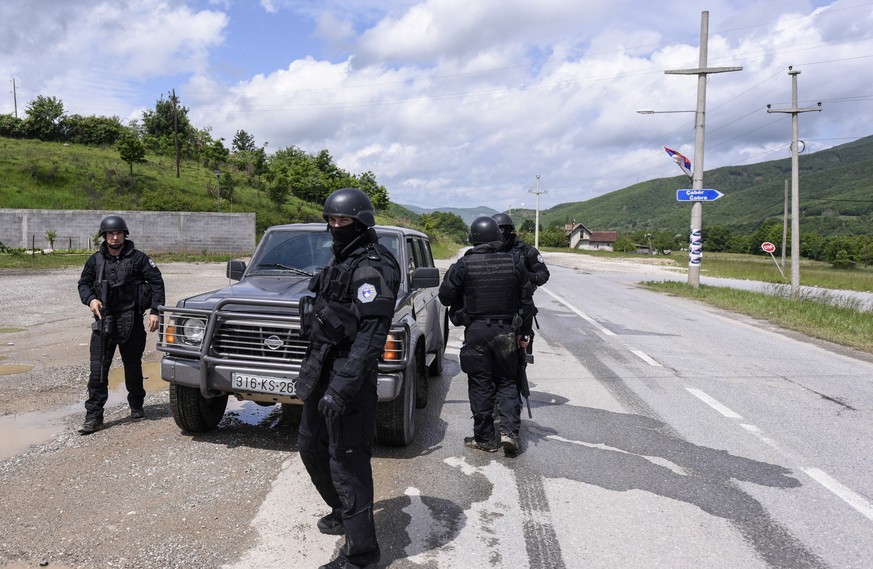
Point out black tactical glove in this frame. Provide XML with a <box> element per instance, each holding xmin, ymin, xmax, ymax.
<box><xmin>318</xmin><ymin>390</ymin><xmax>346</xmax><ymax>419</ymax></box>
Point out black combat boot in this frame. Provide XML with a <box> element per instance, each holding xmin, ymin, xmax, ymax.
<box><xmin>79</xmin><ymin>416</ymin><xmax>104</xmax><ymax>434</ymax></box>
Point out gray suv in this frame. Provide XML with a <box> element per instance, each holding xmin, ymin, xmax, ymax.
<box><xmin>156</xmin><ymin>223</ymin><xmax>448</xmax><ymax>446</ymax></box>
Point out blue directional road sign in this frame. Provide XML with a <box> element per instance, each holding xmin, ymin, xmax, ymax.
<box><xmin>676</xmin><ymin>189</ymin><xmax>724</xmax><ymax>202</ymax></box>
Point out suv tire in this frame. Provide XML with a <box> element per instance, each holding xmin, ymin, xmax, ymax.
<box><xmin>169</xmin><ymin>384</ymin><xmax>228</xmax><ymax>432</ymax></box>
<box><xmin>376</xmin><ymin>352</ymin><xmax>417</xmax><ymax>446</ymax></box>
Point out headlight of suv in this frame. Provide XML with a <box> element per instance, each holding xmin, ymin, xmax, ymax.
<box><xmin>167</xmin><ymin>316</ymin><xmax>207</xmax><ymax>347</ymax></box>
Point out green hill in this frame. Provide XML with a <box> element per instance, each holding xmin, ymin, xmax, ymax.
<box><xmin>4</xmin><ymin>134</ymin><xmax>873</xmax><ymax>241</ymax></box>
<box><xmin>543</xmin><ymin>135</ymin><xmax>873</xmax><ymax>237</ymax></box>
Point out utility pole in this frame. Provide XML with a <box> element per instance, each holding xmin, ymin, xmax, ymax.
<box><xmin>767</xmin><ymin>67</ymin><xmax>822</xmax><ymax>297</ymax></box>
<box><xmin>781</xmin><ymin>179</ymin><xmax>788</xmax><ymax>271</ymax></box>
<box><xmin>665</xmin><ymin>11</ymin><xmax>742</xmax><ymax>288</ymax></box>
<box><xmin>11</xmin><ymin>77</ymin><xmax>18</xmax><ymax>118</ymax></box>
<box><xmin>528</xmin><ymin>175</ymin><xmax>547</xmax><ymax>249</ymax></box>
<box><xmin>172</xmin><ymin>89</ymin><xmax>180</xmax><ymax>178</ymax></box>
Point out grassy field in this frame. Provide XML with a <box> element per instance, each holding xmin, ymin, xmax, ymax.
<box><xmin>641</xmin><ymin>280</ymin><xmax>873</xmax><ymax>354</ymax></box>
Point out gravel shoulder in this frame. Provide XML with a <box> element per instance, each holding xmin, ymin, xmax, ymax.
<box><xmin>0</xmin><ymin>262</ymin><xmax>296</xmax><ymax>569</ymax></box>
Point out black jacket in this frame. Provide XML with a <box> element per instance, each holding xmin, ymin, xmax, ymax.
<box><xmin>77</xmin><ymin>240</ymin><xmax>166</xmax><ymax>316</ymax></box>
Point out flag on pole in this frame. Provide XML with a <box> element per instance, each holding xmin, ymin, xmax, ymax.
<box><xmin>663</xmin><ymin>146</ymin><xmax>692</xmax><ymax>179</ymax></box>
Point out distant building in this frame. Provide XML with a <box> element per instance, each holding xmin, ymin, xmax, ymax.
<box><xmin>565</xmin><ymin>223</ymin><xmax>617</xmax><ymax>251</ymax></box>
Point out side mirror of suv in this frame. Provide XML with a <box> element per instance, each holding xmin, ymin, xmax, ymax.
<box><xmin>226</xmin><ymin>259</ymin><xmax>247</xmax><ymax>281</ymax></box>
<box><xmin>410</xmin><ymin>267</ymin><xmax>439</xmax><ymax>289</ymax></box>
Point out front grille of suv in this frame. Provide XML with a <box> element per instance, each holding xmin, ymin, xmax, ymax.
<box><xmin>212</xmin><ymin>319</ymin><xmax>308</xmax><ymax>363</ymax></box>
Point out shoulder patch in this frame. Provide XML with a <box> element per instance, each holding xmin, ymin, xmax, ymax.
<box><xmin>357</xmin><ymin>282</ymin><xmax>378</xmax><ymax>303</ymax></box>
<box><xmin>148</xmin><ymin>258</ymin><xmax>157</xmax><ymax>268</ymax></box>
<box><xmin>537</xmin><ymin>254</ymin><xmax>544</xmax><ymax>263</ymax></box>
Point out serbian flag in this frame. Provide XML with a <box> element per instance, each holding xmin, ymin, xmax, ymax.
<box><xmin>663</xmin><ymin>146</ymin><xmax>692</xmax><ymax>179</ymax></box>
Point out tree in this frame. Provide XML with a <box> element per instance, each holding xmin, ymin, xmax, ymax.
<box><xmin>703</xmin><ymin>226</ymin><xmax>733</xmax><ymax>253</ymax></box>
<box><xmin>355</xmin><ymin>171</ymin><xmax>390</xmax><ymax>210</ymax></box>
<box><xmin>141</xmin><ymin>92</ymin><xmax>194</xmax><ymax>170</ymax></box>
<box><xmin>232</xmin><ymin>130</ymin><xmax>256</xmax><ymax>153</ymax></box>
<box><xmin>25</xmin><ymin>95</ymin><xmax>66</xmax><ymax>141</ymax></box>
<box><xmin>612</xmin><ymin>236</ymin><xmax>635</xmax><ymax>252</ymax></box>
<box><xmin>0</xmin><ymin>114</ymin><xmax>26</xmax><ymax>138</ymax></box>
<box><xmin>64</xmin><ymin>114</ymin><xmax>125</xmax><ymax>146</ymax></box>
<box><xmin>202</xmin><ymin>138</ymin><xmax>230</xmax><ymax>169</ymax></box>
<box><xmin>118</xmin><ymin>131</ymin><xmax>147</xmax><ymax>177</ymax></box>
<box><xmin>142</xmin><ymin>93</ymin><xmax>192</xmax><ymax>139</ymax></box>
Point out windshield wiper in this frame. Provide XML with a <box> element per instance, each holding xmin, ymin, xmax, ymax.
<box><xmin>254</xmin><ymin>263</ymin><xmax>313</xmax><ymax>277</ymax></box>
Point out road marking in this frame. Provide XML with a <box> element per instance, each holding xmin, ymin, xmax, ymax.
<box><xmin>686</xmin><ymin>388</ymin><xmax>742</xmax><ymax>419</ymax></box>
<box><xmin>540</xmin><ymin>287</ymin><xmax>616</xmax><ymax>336</ymax></box>
<box><xmin>739</xmin><ymin>424</ymin><xmax>782</xmax><ymax>451</ymax></box>
<box><xmin>801</xmin><ymin>467</ymin><xmax>873</xmax><ymax>522</ymax></box>
<box><xmin>631</xmin><ymin>349</ymin><xmax>662</xmax><ymax>366</ymax></box>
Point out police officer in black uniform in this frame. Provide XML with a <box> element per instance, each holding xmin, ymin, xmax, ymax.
<box><xmin>296</xmin><ymin>188</ymin><xmax>400</xmax><ymax>569</ymax></box>
<box><xmin>492</xmin><ymin>212</ymin><xmax>550</xmax><ymax>288</ymax></box>
<box><xmin>438</xmin><ymin>216</ymin><xmax>532</xmax><ymax>454</ymax></box>
<box><xmin>77</xmin><ymin>215</ymin><xmax>166</xmax><ymax>434</ymax></box>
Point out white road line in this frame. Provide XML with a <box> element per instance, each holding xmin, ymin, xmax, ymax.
<box><xmin>686</xmin><ymin>388</ymin><xmax>742</xmax><ymax>419</ymax></box>
<box><xmin>540</xmin><ymin>287</ymin><xmax>616</xmax><ymax>336</ymax></box>
<box><xmin>631</xmin><ymin>349</ymin><xmax>662</xmax><ymax>367</ymax></box>
<box><xmin>739</xmin><ymin>424</ymin><xmax>782</xmax><ymax>451</ymax></box>
<box><xmin>801</xmin><ymin>467</ymin><xmax>873</xmax><ymax>522</ymax></box>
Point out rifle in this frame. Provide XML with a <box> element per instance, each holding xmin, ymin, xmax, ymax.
<box><xmin>92</xmin><ymin>280</ymin><xmax>111</xmax><ymax>387</ymax></box>
<box><xmin>517</xmin><ymin>335</ymin><xmax>533</xmax><ymax>418</ymax></box>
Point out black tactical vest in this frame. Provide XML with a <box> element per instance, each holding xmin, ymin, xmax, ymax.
<box><xmin>306</xmin><ymin>250</ymin><xmax>368</xmax><ymax>347</ymax></box>
<box><xmin>462</xmin><ymin>252</ymin><xmax>519</xmax><ymax>319</ymax></box>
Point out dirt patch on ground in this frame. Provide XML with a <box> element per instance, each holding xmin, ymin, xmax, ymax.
<box><xmin>0</xmin><ymin>262</ymin><xmax>297</xmax><ymax>569</ymax></box>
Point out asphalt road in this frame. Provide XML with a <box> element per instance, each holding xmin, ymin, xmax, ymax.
<box><xmin>1</xmin><ymin>253</ymin><xmax>872</xmax><ymax>568</ymax></box>
<box><xmin>227</xmin><ymin>253</ymin><xmax>873</xmax><ymax>568</ymax></box>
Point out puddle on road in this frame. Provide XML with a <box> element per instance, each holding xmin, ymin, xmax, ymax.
<box><xmin>0</xmin><ymin>364</ymin><xmax>34</xmax><ymax>375</ymax></box>
<box><xmin>0</xmin><ymin>361</ymin><xmax>280</xmax><ymax>460</ymax></box>
<box><xmin>0</xmin><ymin>361</ymin><xmax>165</xmax><ymax>460</ymax></box>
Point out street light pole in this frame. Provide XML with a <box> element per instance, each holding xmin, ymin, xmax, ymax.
<box><xmin>664</xmin><ymin>11</ymin><xmax>742</xmax><ymax>288</ymax></box>
<box><xmin>767</xmin><ymin>67</ymin><xmax>822</xmax><ymax>297</ymax></box>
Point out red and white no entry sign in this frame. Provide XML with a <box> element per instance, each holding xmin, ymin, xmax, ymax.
<box><xmin>761</xmin><ymin>242</ymin><xmax>776</xmax><ymax>253</ymax></box>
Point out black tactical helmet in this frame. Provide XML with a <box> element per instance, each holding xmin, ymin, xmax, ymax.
<box><xmin>469</xmin><ymin>216</ymin><xmax>501</xmax><ymax>245</ymax></box>
<box><xmin>322</xmin><ymin>188</ymin><xmax>376</xmax><ymax>227</ymax></box>
<box><xmin>99</xmin><ymin>215</ymin><xmax>129</xmax><ymax>236</ymax></box>
<box><xmin>492</xmin><ymin>212</ymin><xmax>515</xmax><ymax>230</ymax></box>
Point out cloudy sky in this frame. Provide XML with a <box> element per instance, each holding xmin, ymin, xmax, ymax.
<box><xmin>2</xmin><ymin>0</ymin><xmax>872</xmax><ymax>212</ymax></box>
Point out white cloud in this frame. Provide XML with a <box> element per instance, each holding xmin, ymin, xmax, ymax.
<box><xmin>2</xmin><ymin>0</ymin><xmax>872</xmax><ymax>212</ymax></box>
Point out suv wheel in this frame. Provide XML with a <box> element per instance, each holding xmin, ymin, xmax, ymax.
<box><xmin>169</xmin><ymin>384</ymin><xmax>228</xmax><ymax>432</ymax></box>
<box><xmin>376</xmin><ymin>352</ymin><xmax>417</xmax><ymax>446</ymax></box>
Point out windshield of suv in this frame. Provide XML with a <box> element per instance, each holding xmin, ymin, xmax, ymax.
<box><xmin>248</xmin><ymin>229</ymin><xmax>401</xmax><ymax>277</ymax></box>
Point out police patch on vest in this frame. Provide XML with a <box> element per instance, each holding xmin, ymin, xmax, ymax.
<box><xmin>148</xmin><ymin>258</ymin><xmax>157</xmax><ymax>268</ymax></box>
<box><xmin>537</xmin><ymin>254</ymin><xmax>544</xmax><ymax>263</ymax></box>
<box><xmin>357</xmin><ymin>282</ymin><xmax>378</xmax><ymax>303</ymax></box>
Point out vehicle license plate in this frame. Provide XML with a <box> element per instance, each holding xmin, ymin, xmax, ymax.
<box><xmin>231</xmin><ymin>373</ymin><xmax>297</xmax><ymax>396</ymax></box>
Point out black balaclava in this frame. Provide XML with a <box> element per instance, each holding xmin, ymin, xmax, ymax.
<box><xmin>329</xmin><ymin>222</ymin><xmax>367</xmax><ymax>256</ymax></box>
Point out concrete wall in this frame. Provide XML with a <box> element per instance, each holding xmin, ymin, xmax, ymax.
<box><xmin>0</xmin><ymin>209</ymin><xmax>256</xmax><ymax>254</ymax></box>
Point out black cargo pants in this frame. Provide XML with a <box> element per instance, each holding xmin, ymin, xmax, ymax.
<box><xmin>459</xmin><ymin>319</ymin><xmax>521</xmax><ymax>443</ymax></box>
<box><xmin>298</xmin><ymin>358</ymin><xmax>380</xmax><ymax>567</ymax></box>
<box><xmin>85</xmin><ymin>311</ymin><xmax>147</xmax><ymax>419</ymax></box>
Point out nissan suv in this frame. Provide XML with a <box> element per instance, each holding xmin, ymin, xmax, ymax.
<box><xmin>156</xmin><ymin>223</ymin><xmax>448</xmax><ymax>446</ymax></box>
